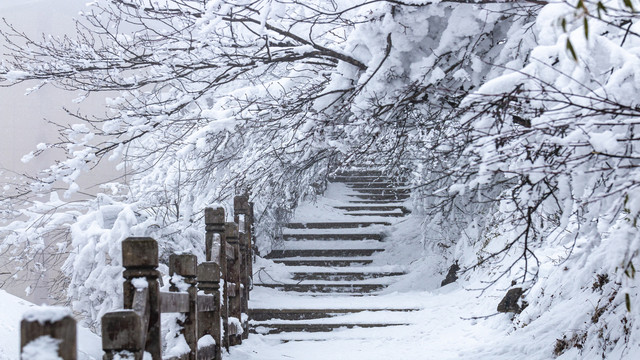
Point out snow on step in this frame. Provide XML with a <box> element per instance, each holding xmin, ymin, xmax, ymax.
<box><xmin>265</xmin><ymin>248</ymin><xmax>384</xmax><ymax>258</ymax></box>
<box><xmin>345</xmin><ymin>212</ymin><xmax>407</xmax><ymax>217</ymax></box>
<box><xmin>282</xmin><ymin>233</ymin><xmax>383</xmax><ymax>241</ymax></box>
<box><xmin>271</xmin><ymin>257</ymin><xmax>374</xmax><ymax>267</ymax></box>
<box><xmin>347</xmin><ymin>199</ymin><xmax>407</xmax><ymax>204</ymax></box>
<box><xmin>292</xmin><ymin>271</ymin><xmax>405</xmax><ymax>281</ymax></box>
<box><xmin>348</xmin><ymin>193</ymin><xmax>410</xmax><ymax>201</ymax></box>
<box><xmin>282</xmin><ymin>227</ymin><xmax>387</xmax><ymax>235</ymax></box>
<box><xmin>253</xmin><ymin>309</ymin><xmax>418</xmax><ymax>325</ymax></box>
<box><xmin>250</xmin><ymin>287</ymin><xmax>422</xmax><ymax>309</ymax></box>
<box><xmin>334</xmin><ymin>205</ymin><xmax>410</xmax><ymax>212</ymax></box>
<box><xmin>255</xmin><ymin>264</ymin><xmax>405</xmax><ymax>274</ymax></box>
<box><xmin>350</xmin><ymin>188</ymin><xmax>411</xmax><ymax>195</ymax></box>
<box><xmin>252</xmin><ymin>323</ymin><xmax>410</xmax><ymax>335</ymax></box>
<box><xmin>347</xmin><ymin>182</ymin><xmax>403</xmax><ymax>188</ymax></box>
<box><xmin>250</xmin><ymin>308</ymin><xmax>420</xmax><ymax>321</ymax></box>
<box><xmin>251</xmin><ymin>309</ymin><xmax>417</xmax><ymax>335</ymax></box>
<box><xmin>333</xmin><ymin>170</ymin><xmax>384</xmax><ymax>176</ymax></box>
<box><xmin>275</xmin><ymin>239</ymin><xmax>383</xmax><ymax>250</ymax></box>
<box><xmin>329</xmin><ymin>176</ymin><xmax>407</xmax><ymax>183</ymax></box>
<box><xmin>249</xmin><ymin>172</ymin><xmax>415</xmax><ymax>340</ymax></box>
<box><xmin>254</xmin><ymin>283</ymin><xmax>387</xmax><ymax>293</ymax></box>
<box><xmin>285</xmin><ymin>222</ymin><xmax>391</xmax><ymax>229</ymax></box>
<box><xmin>255</xmin><ymin>277</ymin><xmax>398</xmax><ymax>285</ymax></box>
<box><xmin>245</xmin><ymin>325</ymin><xmax>421</xmax><ymax>345</ymax></box>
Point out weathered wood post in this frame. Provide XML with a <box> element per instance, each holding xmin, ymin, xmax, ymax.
<box><xmin>233</xmin><ymin>195</ymin><xmax>251</xmax><ymax>339</ymax></box>
<box><xmin>169</xmin><ymin>254</ymin><xmax>198</xmax><ymax>360</ymax></box>
<box><xmin>248</xmin><ymin>201</ymin><xmax>255</xmax><ymax>280</ymax></box>
<box><xmin>205</xmin><ymin>207</ymin><xmax>229</xmax><ymax>350</ymax></box>
<box><xmin>102</xmin><ymin>311</ymin><xmax>144</xmax><ymax>360</ymax></box>
<box><xmin>122</xmin><ymin>237</ymin><xmax>161</xmax><ymax>360</ymax></box>
<box><xmin>21</xmin><ymin>308</ymin><xmax>76</xmax><ymax>360</ymax></box>
<box><xmin>225</xmin><ymin>221</ymin><xmax>242</xmax><ymax>346</ymax></box>
<box><xmin>205</xmin><ymin>207</ymin><xmax>225</xmax><ymax>263</ymax></box>
<box><xmin>197</xmin><ymin>262</ymin><xmax>222</xmax><ymax>360</ymax></box>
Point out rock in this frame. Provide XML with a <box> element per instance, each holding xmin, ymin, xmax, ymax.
<box><xmin>497</xmin><ymin>287</ymin><xmax>524</xmax><ymax>313</ymax></box>
<box><xmin>440</xmin><ymin>262</ymin><xmax>460</xmax><ymax>287</ymax></box>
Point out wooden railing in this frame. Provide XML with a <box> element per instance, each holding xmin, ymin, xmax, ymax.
<box><xmin>20</xmin><ymin>196</ymin><xmax>254</xmax><ymax>360</ymax></box>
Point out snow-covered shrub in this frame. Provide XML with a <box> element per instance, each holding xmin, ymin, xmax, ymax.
<box><xmin>62</xmin><ymin>193</ymin><xmax>205</xmax><ymax>330</ymax></box>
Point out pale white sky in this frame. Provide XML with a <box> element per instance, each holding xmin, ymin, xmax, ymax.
<box><xmin>0</xmin><ymin>0</ymin><xmax>87</xmax><ymax>35</ymax></box>
<box><xmin>0</xmin><ymin>0</ymin><xmax>120</xmax><ymax>192</ymax></box>
<box><xmin>0</xmin><ymin>0</ymin><xmax>120</xmax><ymax>303</ymax></box>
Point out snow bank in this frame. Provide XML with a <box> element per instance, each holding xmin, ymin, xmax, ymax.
<box><xmin>23</xmin><ymin>306</ymin><xmax>72</xmax><ymax>325</ymax></box>
<box><xmin>0</xmin><ymin>290</ymin><xmax>102</xmax><ymax>360</ymax></box>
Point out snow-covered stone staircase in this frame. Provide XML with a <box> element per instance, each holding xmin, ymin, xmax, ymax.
<box><xmin>250</xmin><ymin>169</ymin><xmax>419</xmax><ymax>339</ymax></box>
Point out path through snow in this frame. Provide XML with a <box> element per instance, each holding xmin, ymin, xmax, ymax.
<box><xmin>228</xmin><ymin>178</ymin><xmax>565</xmax><ymax>359</ymax></box>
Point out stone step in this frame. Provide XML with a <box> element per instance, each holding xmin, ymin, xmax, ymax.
<box><xmin>345</xmin><ymin>212</ymin><xmax>407</xmax><ymax>217</ymax></box>
<box><xmin>292</xmin><ymin>272</ymin><xmax>405</xmax><ymax>281</ymax></box>
<box><xmin>333</xmin><ymin>170</ymin><xmax>384</xmax><ymax>176</ymax></box>
<box><xmin>251</xmin><ymin>322</ymin><xmax>410</xmax><ymax>335</ymax></box>
<box><xmin>349</xmin><ymin>194</ymin><xmax>410</xmax><ymax>201</ymax></box>
<box><xmin>351</xmin><ymin>188</ymin><xmax>411</xmax><ymax>195</ymax></box>
<box><xmin>285</xmin><ymin>222</ymin><xmax>391</xmax><ymax>229</ymax></box>
<box><xmin>347</xmin><ymin>183</ymin><xmax>405</xmax><ymax>189</ymax></box>
<box><xmin>347</xmin><ymin>200</ymin><xmax>407</xmax><ymax>204</ymax></box>
<box><xmin>277</xmin><ymin>240</ymin><xmax>383</xmax><ymax>250</ymax></box>
<box><xmin>282</xmin><ymin>233</ymin><xmax>383</xmax><ymax>241</ymax></box>
<box><xmin>253</xmin><ymin>283</ymin><xmax>385</xmax><ymax>293</ymax></box>
<box><xmin>331</xmin><ymin>176</ymin><xmax>408</xmax><ymax>183</ymax></box>
<box><xmin>272</xmin><ymin>258</ymin><xmax>374</xmax><ymax>267</ymax></box>
<box><xmin>329</xmin><ymin>176</ymin><xmax>391</xmax><ymax>182</ymax></box>
<box><xmin>265</xmin><ymin>249</ymin><xmax>384</xmax><ymax>259</ymax></box>
<box><xmin>335</xmin><ymin>206</ymin><xmax>411</xmax><ymax>213</ymax></box>
<box><xmin>250</xmin><ymin>308</ymin><xmax>418</xmax><ymax>321</ymax></box>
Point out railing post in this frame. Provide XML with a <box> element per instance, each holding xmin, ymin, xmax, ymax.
<box><xmin>205</xmin><ymin>208</ymin><xmax>225</xmax><ymax>263</ymax></box>
<box><xmin>238</xmin><ymin>231</ymin><xmax>249</xmax><ymax>340</ymax></box>
<box><xmin>122</xmin><ymin>237</ymin><xmax>161</xmax><ymax>360</ymax></box>
<box><xmin>205</xmin><ymin>208</ymin><xmax>229</xmax><ymax>350</ymax></box>
<box><xmin>197</xmin><ymin>262</ymin><xmax>222</xmax><ymax>360</ymax></box>
<box><xmin>248</xmin><ymin>201</ymin><xmax>255</xmax><ymax>281</ymax></box>
<box><xmin>233</xmin><ymin>195</ymin><xmax>251</xmax><ymax>339</ymax></box>
<box><xmin>102</xmin><ymin>311</ymin><xmax>144</xmax><ymax>360</ymax></box>
<box><xmin>225</xmin><ymin>222</ymin><xmax>242</xmax><ymax>346</ymax></box>
<box><xmin>169</xmin><ymin>254</ymin><xmax>198</xmax><ymax>360</ymax></box>
<box><xmin>21</xmin><ymin>307</ymin><xmax>76</xmax><ymax>360</ymax></box>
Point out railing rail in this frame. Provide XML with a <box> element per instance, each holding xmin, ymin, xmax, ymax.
<box><xmin>21</xmin><ymin>196</ymin><xmax>255</xmax><ymax>360</ymax></box>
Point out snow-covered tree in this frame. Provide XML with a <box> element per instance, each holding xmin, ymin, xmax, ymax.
<box><xmin>2</xmin><ymin>2</ymin><xmax>640</xmax><ymax>353</ymax></box>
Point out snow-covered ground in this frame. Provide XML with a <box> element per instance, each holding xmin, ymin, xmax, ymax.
<box><xmin>2</xmin><ymin>180</ymin><xmax>640</xmax><ymax>359</ymax></box>
<box><xmin>230</xmin><ymin>183</ymin><xmax>510</xmax><ymax>359</ymax></box>
<box><xmin>0</xmin><ymin>290</ymin><xmax>102</xmax><ymax>360</ymax></box>
<box><xmin>231</xmin><ymin>285</ymin><xmax>514</xmax><ymax>360</ymax></box>
<box><xmin>232</xmin><ymin>182</ymin><xmax>640</xmax><ymax>359</ymax></box>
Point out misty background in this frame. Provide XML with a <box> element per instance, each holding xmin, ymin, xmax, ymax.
<box><xmin>1</xmin><ymin>0</ymin><xmax>122</xmax><ymax>303</ymax></box>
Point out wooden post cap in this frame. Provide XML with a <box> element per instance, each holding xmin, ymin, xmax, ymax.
<box><xmin>233</xmin><ymin>196</ymin><xmax>249</xmax><ymax>214</ymax></box>
<box><xmin>101</xmin><ymin>311</ymin><xmax>143</xmax><ymax>351</ymax></box>
<box><xmin>122</xmin><ymin>237</ymin><xmax>158</xmax><ymax>268</ymax></box>
<box><xmin>205</xmin><ymin>208</ymin><xmax>225</xmax><ymax>225</ymax></box>
<box><xmin>169</xmin><ymin>254</ymin><xmax>197</xmax><ymax>277</ymax></box>
<box><xmin>224</xmin><ymin>222</ymin><xmax>238</xmax><ymax>239</ymax></box>
<box><xmin>197</xmin><ymin>262</ymin><xmax>220</xmax><ymax>283</ymax></box>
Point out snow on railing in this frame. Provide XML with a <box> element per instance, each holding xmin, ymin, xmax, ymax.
<box><xmin>20</xmin><ymin>306</ymin><xmax>76</xmax><ymax>360</ymax></box>
<box><xmin>20</xmin><ymin>196</ymin><xmax>255</xmax><ymax>360</ymax></box>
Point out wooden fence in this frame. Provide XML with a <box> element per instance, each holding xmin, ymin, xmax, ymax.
<box><xmin>20</xmin><ymin>196</ymin><xmax>254</xmax><ymax>360</ymax></box>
